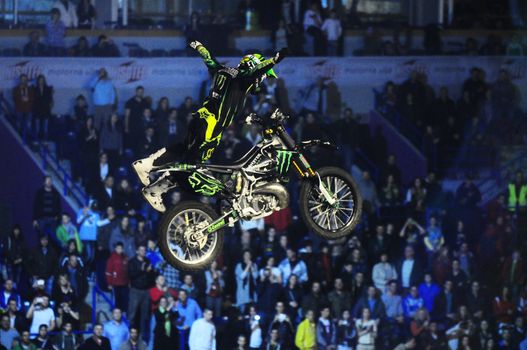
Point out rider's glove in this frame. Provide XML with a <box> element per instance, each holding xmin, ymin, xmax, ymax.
<box><xmin>274</xmin><ymin>47</ymin><xmax>288</xmax><ymax>63</ymax></box>
<box><xmin>189</xmin><ymin>41</ymin><xmax>203</xmax><ymax>50</ymax></box>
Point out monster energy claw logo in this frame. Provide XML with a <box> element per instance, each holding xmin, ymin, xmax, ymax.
<box><xmin>188</xmin><ymin>172</ymin><xmax>224</xmax><ymax>196</ymax></box>
<box><xmin>276</xmin><ymin>150</ymin><xmax>293</xmax><ymax>174</ymax></box>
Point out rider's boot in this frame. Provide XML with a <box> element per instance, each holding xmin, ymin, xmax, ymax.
<box><xmin>141</xmin><ymin>171</ymin><xmax>176</xmax><ymax>213</ymax></box>
<box><xmin>132</xmin><ymin>148</ymin><xmax>166</xmax><ymax>186</ymax></box>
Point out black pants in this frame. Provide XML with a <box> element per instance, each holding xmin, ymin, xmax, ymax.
<box><xmin>306</xmin><ymin>26</ymin><xmax>326</xmax><ymax>56</ymax></box>
<box><xmin>156</xmin><ymin>106</ymin><xmax>223</xmax><ymax>166</ymax></box>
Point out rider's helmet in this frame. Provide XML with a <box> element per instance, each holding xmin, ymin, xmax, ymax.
<box><xmin>239</xmin><ymin>53</ymin><xmax>278</xmax><ymax>78</ymax></box>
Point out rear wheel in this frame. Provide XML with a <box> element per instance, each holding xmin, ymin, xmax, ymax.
<box><xmin>158</xmin><ymin>201</ymin><xmax>224</xmax><ymax>271</ymax></box>
<box><xmin>299</xmin><ymin>167</ymin><xmax>362</xmax><ymax>239</ymax></box>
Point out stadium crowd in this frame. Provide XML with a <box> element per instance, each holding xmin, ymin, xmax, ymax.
<box><xmin>1</xmin><ymin>0</ymin><xmax>525</xmax><ymax>58</ymax></box>
<box><xmin>1</xmin><ymin>56</ymin><xmax>527</xmax><ymax>350</ymax></box>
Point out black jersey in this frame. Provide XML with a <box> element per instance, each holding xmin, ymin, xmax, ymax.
<box><xmin>196</xmin><ymin>45</ymin><xmax>277</xmax><ymax>129</ymax></box>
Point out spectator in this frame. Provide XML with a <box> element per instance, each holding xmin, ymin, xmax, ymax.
<box><xmin>181</xmin><ymin>274</ymin><xmax>199</xmax><ymax>302</ymax></box>
<box><xmin>424</xmin><ymin>217</ymin><xmax>444</xmax><ymax>267</ymax></box>
<box><xmin>97</xmin><ymin>175</ymin><xmax>116</xmax><ymax>211</ymax></box>
<box><xmin>108</xmin><ymin>217</ymin><xmax>135</xmax><ymax>259</ymax></box>
<box><xmin>409</xmin><ymin>308</ymin><xmax>429</xmax><ymax>338</ymax></box>
<box><xmin>402</xmin><ymin>286</ymin><xmax>424</xmax><ymax>320</ymax></box>
<box><xmin>355</xmin><ymin>308</ymin><xmax>377</xmax><ymax>350</ymax></box>
<box><xmin>434</xmin><ymin>282</ymin><xmax>457</xmax><ymax>322</ymax></box>
<box><xmin>372</xmin><ymin>252</ymin><xmax>398</xmax><ymax>293</ymax></box>
<box><xmin>5</xmin><ymin>298</ymin><xmax>27</xmax><ymax>333</ymax></box>
<box><xmin>71</xmin><ymin>36</ymin><xmax>91</xmax><ymax>57</ymax></box>
<box><xmin>149</xmin><ymin>275</ymin><xmax>178</xmax><ymax>312</ymax></box>
<box><xmin>328</xmin><ymin>278</ymin><xmax>351</xmax><ymax>320</ymax></box>
<box><xmin>336</xmin><ymin>310</ymin><xmax>355</xmax><ymax>350</ymax></box>
<box><xmin>493</xmin><ymin>286</ymin><xmax>514</xmax><ymax>325</ymax></box>
<box><xmin>59</xmin><ymin>254</ymin><xmax>89</xmax><ymax>302</ymax></box>
<box><xmin>13</xmin><ymin>330</ymin><xmax>37</xmax><ymax>350</ymax></box>
<box><xmin>0</xmin><ymin>279</ymin><xmax>22</xmax><ymax>310</ymax></box>
<box><xmin>506</xmin><ymin>34</ymin><xmax>525</xmax><ymax>56</ymax></box>
<box><xmin>0</xmin><ymin>314</ymin><xmax>19</xmax><ymax>350</ymax></box>
<box><xmin>33</xmin><ymin>324</ymin><xmax>53</xmax><ymax>350</ymax></box>
<box><xmin>119</xmin><ymin>327</ymin><xmax>147</xmax><ymax>350</ymax></box>
<box><xmin>77</xmin><ymin>201</ymin><xmax>100</xmax><ymax>265</ymax></box>
<box><xmin>90</xmin><ymin>68</ymin><xmax>116</xmax><ymax>132</ymax></box>
<box><xmin>262</xmin><ymin>328</ymin><xmax>282</xmax><ymax>350</ymax></box>
<box><xmin>301</xmin><ymin>281</ymin><xmax>328</xmax><ymax>317</ymax></box>
<box><xmin>103</xmin><ymin>309</ymin><xmax>129</xmax><ymax>350</ymax></box>
<box><xmin>235</xmin><ymin>250</ymin><xmax>258</xmax><ymax>308</ymax></box>
<box><xmin>23</xmin><ymin>31</ymin><xmax>47</xmax><ymax>56</ymax></box>
<box><xmin>53</xmin><ymin>0</ymin><xmax>78</xmax><ymax>27</ymax></box>
<box><xmin>12</xmin><ymin>74</ymin><xmax>35</xmax><ymax>140</ymax></box>
<box><xmin>26</xmin><ymin>295</ymin><xmax>56</xmax><ymax>335</ymax></box>
<box><xmin>52</xmin><ymin>322</ymin><xmax>79</xmax><ymax>350</ymax></box>
<box><xmin>188</xmin><ymin>309</ymin><xmax>216</xmax><ymax>350</ymax></box>
<box><xmin>295</xmin><ymin>309</ymin><xmax>317</xmax><ymax>350</ymax></box>
<box><xmin>357</xmin><ymin>171</ymin><xmax>380</xmax><ymax>216</ymax></box>
<box><xmin>205</xmin><ymin>260</ymin><xmax>224</xmax><ymax>317</ymax></box>
<box><xmin>418</xmin><ymin>272</ymin><xmax>440</xmax><ymax>314</ymax></box>
<box><xmin>77</xmin><ymin>0</ymin><xmax>96</xmax><ymax>29</ymax></box>
<box><xmin>46</xmin><ymin>9</ymin><xmax>66</xmax><ymax>56</ymax></box>
<box><xmin>303</xmin><ymin>2</ymin><xmax>325</xmax><ymax>55</ymax></box>
<box><xmin>124</xmin><ymin>86</ymin><xmax>149</xmax><ymax>146</ymax></box>
<box><xmin>398</xmin><ymin>246</ymin><xmax>423</xmax><ymax>290</ymax></box>
<box><xmin>283</xmin><ymin>274</ymin><xmax>302</xmax><ymax>320</ymax></box>
<box><xmin>99</xmin><ymin>113</ymin><xmax>123</xmax><ymax>172</ymax></box>
<box><xmin>354</xmin><ymin>286</ymin><xmax>386</xmax><ymax>320</ymax></box>
<box><xmin>316</xmin><ymin>306</ymin><xmax>336</xmax><ymax>350</ymax></box>
<box><xmin>269</xmin><ymin>302</ymin><xmax>294</xmax><ymax>348</ymax></box>
<box><xmin>79</xmin><ymin>324</ymin><xmax>111</xmax><ymax>350</ymax></box>
<box><xmin>29</xmin><ymin>235</ymin><xmax>58</xmax><ymax>292</ymax></box>
<box><xmin>91</xmin><ymin>35</ymin><xmax>120</xmax><ymax>57</ymax></box>
<box><xmin>246</xmin><ymin>305</ymin><xmax>262</xmax><ymax>350</ymax></box>
<box><xmin>321</xmin><ymin>10</ymin><xmax>342</xmax><ymax>56</ymax></box>
<box><xmin>152</xmin><ymin>296</ymin><xmax>178</xmax><ymax>349</ymax></box>
<box><xmin>104</xmin><ymin>242</ymin><xmax>129</xmax><ymax>310</ymax></box>
<box><xmin>279</xmin><ymin>247</ymin><xmax>308</xmax><ymax>285</ymax></box>
<box><xmin>176</xmin><ymin>289</ymin><xmax>202</xmax><ymax>349</ymax></box>
<box><xmin>56</xmin><ymin>213</ymin><xmax>82</xmax><ymax>253</ymax></box>
<box><xmin>127</xmin><ymin>245</ymin><xmax>155</xmax><ymax>339</ymax></box>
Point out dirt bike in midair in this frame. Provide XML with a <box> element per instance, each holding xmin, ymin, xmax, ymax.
<box><xmin>153</xmin><ymin>109</ymin><xmax>362</xmax><ymax>271</ymax></box>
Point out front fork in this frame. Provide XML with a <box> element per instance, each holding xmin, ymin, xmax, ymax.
<box><xmin>291</xmin><ymin>151</ymin><xmax>337</xmax><ymax>205</ymax></box>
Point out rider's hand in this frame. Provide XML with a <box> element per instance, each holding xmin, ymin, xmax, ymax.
<box><xmin>189</xmin><ymin>41</ymin><xmax>203</xmax><ymax>50</ymax></box>
<box><xmin>274</xmin><ymin>47</ymin><xmax>288</xmax><ymax>63</ymax></box>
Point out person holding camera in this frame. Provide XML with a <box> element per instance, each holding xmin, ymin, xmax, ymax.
<box><xmin>26</xmin><ymin>295</ymin><xmax>56</xmax><ymax>336</ymax></box>
<box><xmin>355</xmin><ymin>308</ymin><xmax>377</xmax><ymax>350</ymax></box>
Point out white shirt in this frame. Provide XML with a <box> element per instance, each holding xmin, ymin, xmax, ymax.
<box><xmin>249</xmin><ymin>319</ymin><xmax>262</xmax><ymax>348</ymax></box>
<box><xmin>30</xmin><ymin>307</ymin><xmax>55</xmax><ymax>334</ymax></box>
<box><xmin>189</xmin><ymin>318</ymin><xmax>216</xmax><ymax>350</ymax></box>
<box><xmin>401</xmin><ymin>259</ymin><xmax>414</xmax><ymax>288</ymax></box>
<box><xmin>303</xmin><ymin>9</ymin><xmax>322</xmax><ymax>30</ymax></box>
<box><xmin>372</xmin><ymin>262</ymin><xmax>398</xmax><ymax>292</ymax></box>
<box><xmin>321</xmin><ymin>18</ymin><xmax>342</xmax><ymax>41</ymax></box>
<box><xmin>355</xmin><ymin>319</ymin><xmax>376</xmax><ymax>345</ymax></box>
<box><xmin>52</xmin><ymin>1</ymin><xmax>78</xmax><ymax>28</ymax></box>
<box><xmin>100</xmin><ymin>163</ymin><xmax>109</xmax><ymax>181</ymax></box>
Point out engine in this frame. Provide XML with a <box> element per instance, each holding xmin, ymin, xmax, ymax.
<box><xmin>237</xmin><ymin>182</ymin><xmax>289</xmax><ymax>220</ymax></box>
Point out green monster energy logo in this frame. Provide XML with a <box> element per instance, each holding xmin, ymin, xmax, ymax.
<box><xmin>276</xmin><ymin>150</ymin><xmax>293</xmax><ymax>175</ymax></box>
<box><xmin>207</xmin><ymin>219</ymin><xmax>225</xmax><ymax>233</ymax></box>
<box><xmin>188</xmin><ymin>171</ymin><xmax>225</xmax><ymax>196</ymax></box>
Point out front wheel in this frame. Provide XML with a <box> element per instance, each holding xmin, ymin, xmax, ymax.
<box><xmin>299</xmin><ymin>167</ymin><xmax>362</xmax><ymax>239</ymax></box>
<box><xmin>158</xmin><ymin>201</ymin><xmax>224</xmax><ymax>271</ymax></box>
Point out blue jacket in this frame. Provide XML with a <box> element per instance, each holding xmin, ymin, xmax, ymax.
<box><xmin>418</xmin><ymin>282</ymin><xmax>440</xmax><ymax>313</ymax></box>
<box><xmin>176</xmin><ymin>298</ymin><xmax>202</xmax><ymax>330</ymax></box>
<box><xmin>90</xmin><ymin>77</ymin><xmax>116</xmax><ymax>106</ymax></box>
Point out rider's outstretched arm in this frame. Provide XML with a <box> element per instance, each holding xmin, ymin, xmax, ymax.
<box><xmin>189</xmin><ymin>41</ymin><xmax>222</xmax><ymax>71</ymax></box>
<box><xmin>240</xmin><ymin>48</ymin><xmax>288</xmax><ymax>79</ymax></box>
